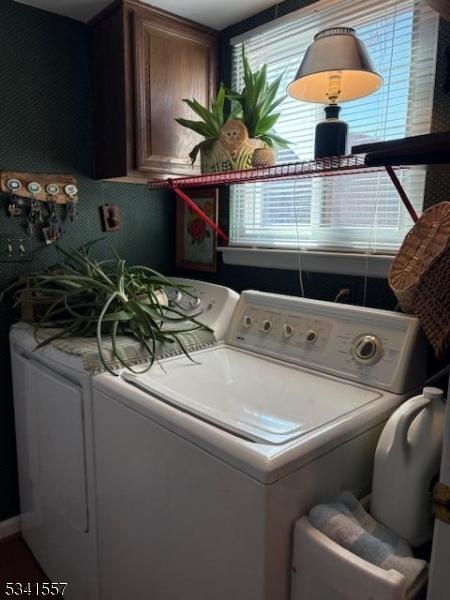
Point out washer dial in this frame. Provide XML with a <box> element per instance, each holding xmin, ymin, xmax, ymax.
<box><xmin>283</xmin><ymin>324</ymin><xmax>295</xmax><ymax>338</ymax></box>
<box><xmin>243</xmin><ymin>315</ymin><xmax>253</xmax><ymax>328</ymax></box>
<box><xmin>262</xmin><ymin>320</ymin><xmax>272</xmax><ymax>333</ymax></box>
<box><xmin>353</xmin><ymin>334</ymin><xmax>383</xmax><ymax>364</ymax></box>
<box><xmin>166</xmin><ymin>288</ymin><xmax>183</xmax><ymax>306</ymax></box>
<box><xmin>189</xmin><ymin>296</ymin><xmax>202</xmax><ymax>309</ymax></box>
<box><xmin>305</xmin><ymin>329</ymin><xmax>318</xmax><ymax>344</ymax></box>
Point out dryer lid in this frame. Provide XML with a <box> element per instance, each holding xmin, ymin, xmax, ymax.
<box><xmin>123</xmin><ymin>346</ymin><xmax>381</xmax><ymax>445</ymax></box>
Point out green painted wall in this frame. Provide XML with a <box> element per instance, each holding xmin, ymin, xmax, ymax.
<box><xmin>0</xmin><ymin>0</ymin><xmax>174</xmax><ymax>520</ymax></box>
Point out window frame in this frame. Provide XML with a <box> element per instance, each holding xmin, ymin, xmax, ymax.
<box><xmin>219</xmin><ymin>0</ymin><xmax>439</xmax><ymax>273</ymax></box>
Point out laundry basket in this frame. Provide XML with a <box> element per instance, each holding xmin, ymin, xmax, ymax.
<box><xmin>290</xmin><ymin>517</ymin><xmax>428</xmax><ymax>600</ymax></box>
<box><xmin>389</xmin><ymin>201</ymin><xmax>450</xmax><ymax>357</ymax></box>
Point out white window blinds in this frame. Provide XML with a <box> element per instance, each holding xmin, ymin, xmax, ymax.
<box><xmin>229</xmin><ymin>0</ymin><xmax>439</xmax><ymax>252</ymax></box>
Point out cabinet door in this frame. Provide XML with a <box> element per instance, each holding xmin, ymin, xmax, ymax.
<box><xmin>11</xmin><ymin>353</ymin><xmax>97</xmax><ymax>599</ymax></box>
<box><xmin>133</xmin><ymin>10</ymin><xmax>216</xmax><ymax>176</ymax></box>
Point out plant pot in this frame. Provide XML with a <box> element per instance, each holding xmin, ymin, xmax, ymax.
<box><xmin>251</xmin><ymin>147</ymin><xmax>276</xmax><ymax>168</ymax></box>
<box><xmin>200</xmin><ymin>138</ymin><xmax>272</xmax><ymax>173</ymax></box>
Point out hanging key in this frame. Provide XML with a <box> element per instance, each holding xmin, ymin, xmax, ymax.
<box><xmin>27</xmin><ymin>204</ymin><xmax>34</xmax><ymax>235</ymax></box>
<box><xmin>8</xmin><ymin>200</ymin><xmax>17</xmax><ymax>217</ymax></box>
<box><xmin>48</xmin><ymin>203</ymin><xmax>62</xmax><ymax>242</ymax></box>
<box><xmin>27</xmin><ymin>200</ymin><xmax>43</xmax><ymax>235</ymax></box>
<box><xmin>26</xmin><ymin>183</ymin><xmax>43</xmax><ymax>234</ymax></box>
<box><xmin>64</xmin><ymin>184</ymin><xmax>79</xmax><ymax>223</ymax></box>
<box><xmin>8</xmin><ymin>195</ymin><xmax>24</xmax><ymax>217</ymax></box>
<box><xmin>42</xmin><ymin>208</ymin><xmax>61</xmax><ymax>245</ymax></box>
<box><xmin>67</xmin><ymin>199</ymin><xmax>78</xmax><ymax>222</ymax></box>
<box><xmin>6</xmin><ymin>179</ymin><xmax>24</xmax><ymax>218</ymax></box>
<box><xmin>41</xmin><ymin>184</ymin><xmax>60</xmax><ymax>244</ymax></box>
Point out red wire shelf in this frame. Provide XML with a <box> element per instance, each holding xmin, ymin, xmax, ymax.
<box><xmin>147</xmin><ymin>154</ymin><xmax>391</xmax><ymax>190</ymax></box>
<box><xmin>147</xmin><ymin>155</ymin><xmax>417</xmax><ymax>244</ymax></box>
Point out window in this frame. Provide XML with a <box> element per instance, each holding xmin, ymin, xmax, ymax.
<box><xmin>229</xmin><ymin>0</ymin><xmax>439</xmax><ymax>253</ymax></box>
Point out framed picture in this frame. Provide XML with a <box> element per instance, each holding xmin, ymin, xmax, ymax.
<box><xmin>175</xmin><ymin>188</ymin><xmax>219</xmax><ymax>273</ymax></box>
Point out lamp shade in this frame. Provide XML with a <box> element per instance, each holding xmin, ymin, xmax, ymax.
<box><xmin>287</xmin><ymin>27</ymin><xmax>383</xmax><ymax>103</ymax></box>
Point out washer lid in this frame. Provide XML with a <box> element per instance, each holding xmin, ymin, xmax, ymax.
<box><xmin>123</xmin><ymin>347</ymin><xmax>381</xmax><ymax>445</ymax></box>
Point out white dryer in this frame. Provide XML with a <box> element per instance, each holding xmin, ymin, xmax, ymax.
<box><xmin>9</xmin><ymin>279</ymin><xmax>238</xmax><ymax>600</ymax></box>
<box><xmin>92</xmin><ymin>290</ymin><xmax>427</xmax><ymax>600</ymax></box>
<box><xmin>10</xmin><ymin>326</ymin><xmax>98</xmax><ymax>600</ymax></box>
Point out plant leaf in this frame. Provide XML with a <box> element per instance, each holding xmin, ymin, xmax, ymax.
<box><xmin>183</xmin><ymin>98</ymin><xmax>219</xmax><ymax>134</ymax></box>
<box><xmin>189</xmin><ymin>143</ymin><xmax>202</xmax><ymax>165</ymax></box>
<box><xmin>175</xmin><ymin>118</ymin><xmax>214</xmax><ymax>138</ymax></box>
<box><xmin>2</xmin><ymin>241</ymin><xmax>209</xmax><ymax>376</ymax></box>
<box><xmin>262</xmin><ymin>94</ymin><xmax>286</xmax><ymax>119</ymax></box>
<box><xmin>211</xmin><ymin>84</ymin><xmax>226</xmax><ymax>125</ymax></box>
<box><xmin>255</xmin><ymin>113</ymin><xmax>281</xmax><ymax>135</ymax></box>
<box><xmin>262</xmin><ymin>132</ymin><xmax>290</xmax><ymax>148</ymax></box>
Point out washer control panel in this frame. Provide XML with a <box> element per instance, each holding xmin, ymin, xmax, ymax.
<box><xmin>227</xmin><ymin>291</ymin><xmax>426</xmax><ymax>394</ymax></box>
<box><xmin>165</xmin><ymin>278</ymin><xmax>239</xmax><ymax>341</ymax></box>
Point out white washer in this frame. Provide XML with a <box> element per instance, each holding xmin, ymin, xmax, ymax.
<box><xmin>92</xmin><ymin>290</ymin><xmax>427</xmax><ymax>600</ymax></box>
<box><xmin>9</xmin><ymin>279</ymin><xmax>238</xmax><ymax>600</ymax></box>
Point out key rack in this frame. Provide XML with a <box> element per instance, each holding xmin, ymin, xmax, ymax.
<box><xmin>0</xmin><ymin>171</ymin><xmax>79</xmax><ymax>204</ymax></box>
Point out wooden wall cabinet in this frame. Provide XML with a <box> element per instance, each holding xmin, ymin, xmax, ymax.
<box><xmin>89</xmin><ymin>0</ymin><xmax>217</xmax><ymax>181</ymax></box>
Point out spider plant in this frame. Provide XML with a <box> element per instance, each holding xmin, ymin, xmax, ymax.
<box><xmin>175</xmin><ymin>83</ymin><xmax>240</xmax><ymax>165</ymax></box>
<box><xmin>1</xmin><ymin>243</ymin><xmax>211</xmax><ymax>376</ymax></box>
<box><xmin>226</xmin><ymin>46</ymin><xmax>289</xmax><ymax>149</ymax></box>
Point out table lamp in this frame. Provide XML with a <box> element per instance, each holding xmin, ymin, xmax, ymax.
<box><xmin>287</xmin><ymin>27</ymin><xmax>383</xmax><ymax>159</ymax></box>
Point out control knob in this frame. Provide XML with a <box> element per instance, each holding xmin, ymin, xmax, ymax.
<box><xmin>262</xmin><ymin>320</ymin><xmax>272</xmax><ymax>333</ymax></box>
<box><xmin>243</xmin><ymin>315</ymin><xmax>253</xmax><ymax>328</ymax></box>
<box><xmin>305</xmin><ymin>329</ymin><xmax>318</xmax><ymax>344</ymax></box>
<box><xmin>353</xmin><ymin>334</ymin><xmax>383</xmax><ymax>365</ymax></box>
<box><xmin>189</xmin><ymin>296</ymin><xmax>202</xmax><ymax>309</ymax></box>
<box><xmin>168</xmin><ymin>290</ymin><xmax>183</xmax><ymax>306</ymax></box>
<box><xmin>283</xmin><ymin>324</ymin><xmax>295</xmax><ymax>338</ymax></box>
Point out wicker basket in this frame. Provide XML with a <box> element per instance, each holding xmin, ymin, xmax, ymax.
<box><xmin>415</xmin><ymin>249</ymin><xmax>450</xmax><ymax>357</ymax></box>
<box><xmin>389</xmin><ymin>201</ymin><xmax>450</xmax><ymax>357</ymax></box>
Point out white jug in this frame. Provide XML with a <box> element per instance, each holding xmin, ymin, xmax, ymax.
<box><xmin>371</xmin><ymin>387</ymin><xmax>446</xmax><ymax>547</ymax></box>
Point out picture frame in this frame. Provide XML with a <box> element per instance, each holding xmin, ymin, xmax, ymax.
<box><xmin>175</xmin><ymin>188</ymin><xmax>219</xmax><ymax>273</ymax></box>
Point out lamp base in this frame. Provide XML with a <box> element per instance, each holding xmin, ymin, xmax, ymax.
<box><xmin>314</xmin><ymin>104</ymin><xmax>348</xmax><ymax>159</ymax></box>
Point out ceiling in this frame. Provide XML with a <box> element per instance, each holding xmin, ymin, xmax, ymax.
<box><xmin>15</xmin><ymin>0</ymin><xmax>279</xmax><ymax>29</ymax></box>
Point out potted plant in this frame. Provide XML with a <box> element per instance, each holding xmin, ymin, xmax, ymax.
<box><xmin>175</xmin><ymin>84</ymin><xmax>237</xmax><ymax>173</ymax></box>
<box><xmin>1</xmin><ymin>243</ymin><xmax>210</xmax><ymax>375</ymax></box>
<box><xmin>176</xmin><ymin>49</ymin><xmax>289</xmax><ymax>173</ymax></box>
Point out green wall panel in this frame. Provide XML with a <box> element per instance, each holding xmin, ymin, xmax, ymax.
<box><xmin>0</xmin><ymin>0</ymin><xmax>174</xmax><ymax>520</ymax></box>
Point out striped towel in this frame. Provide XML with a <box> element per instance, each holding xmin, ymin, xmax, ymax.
<box><xmin>35</xmin><ymin>326</ymin><xmax>216</xmax><ymax>374</ymax></box>
<box><xmin>309</xmin><ymin>491</ymin><xmax>427</xmax><ymax>590</ymax></box>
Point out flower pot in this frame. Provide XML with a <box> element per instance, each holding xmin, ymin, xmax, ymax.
<box><xmin>251</xmin><ymin>147</ymin><xmax>276</xmax><ymax>168</ymax></box>
<box><xmin>200</xmin><ymin>138</ymin><xmax>272</xmax><ymax>173</ymax></box>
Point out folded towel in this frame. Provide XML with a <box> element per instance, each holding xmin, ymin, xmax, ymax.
<box><xmin>28</xmin><ymin>325</ymin><xmax>216</xmax><ymax>374</ymax></box>
<box><xmin>309</xmin><ymin>491</ymin><xmax>427</xmax><ymax>590</ymax></box>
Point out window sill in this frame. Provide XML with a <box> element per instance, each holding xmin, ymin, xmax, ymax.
<box><xmin>218</xmin><ymin>247</ymin><xmax>394</xmax><ymax>279</ymax></box>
